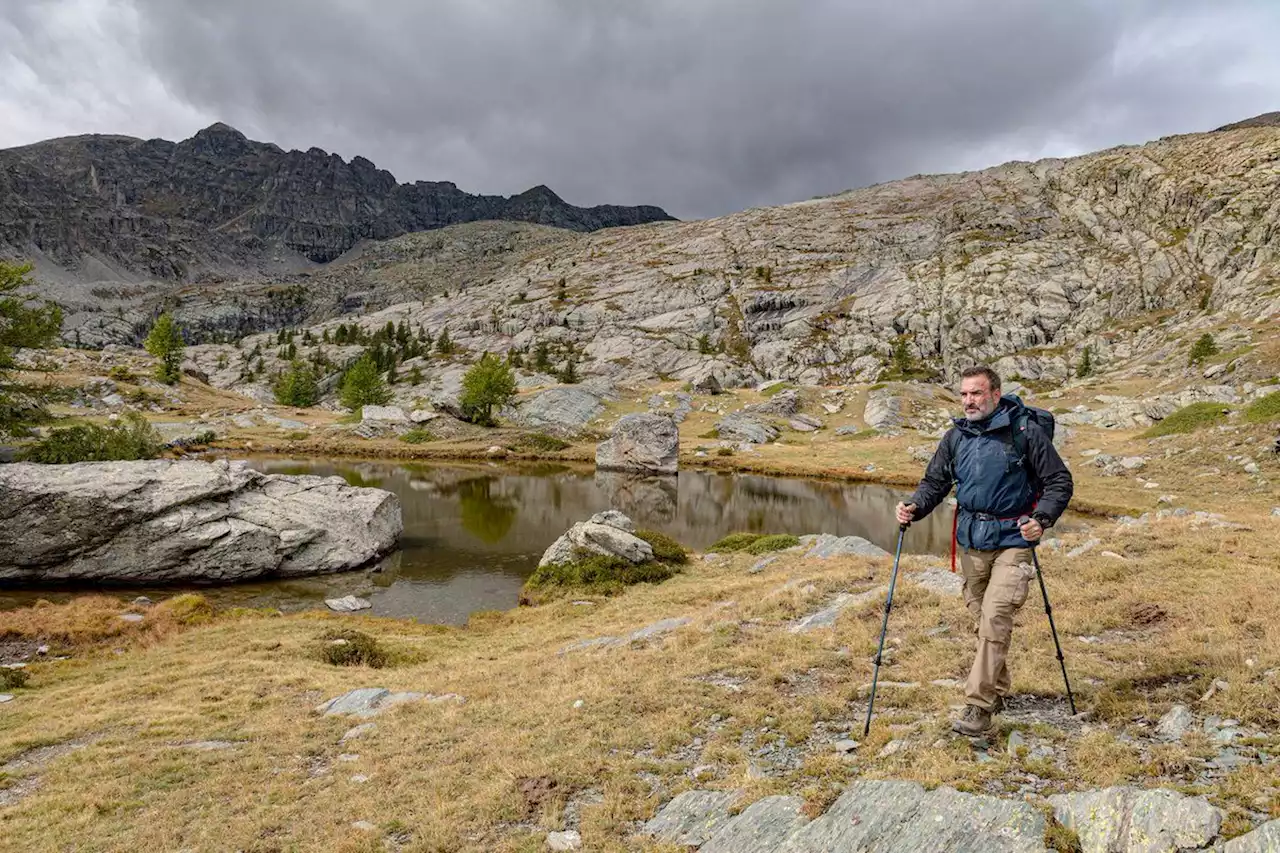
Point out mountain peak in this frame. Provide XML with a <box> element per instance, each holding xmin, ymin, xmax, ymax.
<box><xmin>513</xmin><ymin>184</ymin><xmax>565</xmax><ymax>204</ymax></box>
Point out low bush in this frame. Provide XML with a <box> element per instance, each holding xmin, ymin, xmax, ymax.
<box><xmin>635</xmin><ymin>529</ymin><xmax>688</xmax><ymax>564</ymax></box>
<box><xmin>521</xmin><ymin>552</ymin><xmax>677</xmax><ymax>603</ymax></box>
<box><xmin>743</xmin><ymin>533</ymin><xmax>801</xmax><ymax>555</ymax></box>
<box><xmin>1141</xmin><ymin>403</ymin><xmax>1231</xmax><ymax>437</ymax></box>
<box><xmin>400</xmin><ymin>429</ymin><xmax>435</xmax><ymax>444</ymax></box>
<box><xmin>1243</xmin><ymin>391</ymin><xmax>1280</xmax><ymax>424</ymax></box>
<box><xmin>0</xmin><ymin>668</ymin><xmax>29</xmax><ymax>691</ymax></box>
<box><xmin>21</xmin><ymin>412</ymin><xmax>162</xmax><ymax>463</ymax></box>
<box><xmin>317</xmin><ymin>629</ymin><xmax>388</xmax><ymax>668</ymax></box>
<box><xmin>708</xmin><ymin>532</ymin><xmax>801</xmax><ymax>554</ymax></box>
<box><xmin>514</xmin><ymin>432</ymin><xmax>570</xmax><ymax>452</ymax></box>
<box><xmin>106</xmin><ymin>366</ymin><xmax>136</xmax><ymax>382</ymax></box>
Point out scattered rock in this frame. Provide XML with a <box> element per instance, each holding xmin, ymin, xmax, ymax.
<box><xmin>539</xmin><ymin>511</ymin><xmax>654</xmax><ymax>567</ymax></box>
<box><xmin>313</xmin><ymin>688</ymin><xmax>462</xmax><ymax>718</ymax></box>
<box><xmin>910</xmin><ymin>566</ymin><xmax>963</xmax><ymax>597</ymax></box>
<box><xmin>804</xmin><ymin>534</ymin><xmax>889</xmax><ymax>559</ymax></box>
<box><xmin>750</xmin><ymin>556</ymin><xmax>778</xmax><ymax>574</ymax></box>
<box><xmin>700</xmin><ymin>795</ymin><xmax>810</xmax><ymax>853</ymax></box>
<box><xmin>877</xmin><ymin>740</ymin><xmax>906</xmax><ymax>758</ymax></box>
<box><xmin>340</xmin><ymin>723</ymin><xmax>377</xmax><ymax>742</ymax></box>
<box><xmin>641</xmin><ymin>789</ymin><xmax>739</xmax><ymax>847</ymax></box>
<box><xmin>833</xmin><ymin>739</ymin><xmax>859</xmax><ymax>754</ymax></box>
<box><xmin>325</xmin><ymin>595</ymin><xmax>372</xmax><ymax>613</ymax></box>
<box><xmin>352</xmin><ymin>820</ymin><xmax>377</xmax><ymax>832</ymax></box>
<box><xmin>595</xmin><ymin>413</ymin><xmax>679</xmax><ymax>474</ymax></box>
<box><xmin>546</xmin><ymin>830</ymin><xmax>582</xmax><ymax>851</ymax></box>
<box><xmin>1067</xmin><ymin>538</ymin><xmax>1101</xmax><ymax>558</ymax></box>
<box><xmin>788</xmin><ymin>414</ymin><xmax>823</xmax><ymax>432</ymax></box>
<box><xmin>561</xmin><ymin>617</ymin><xmax>692</xmax><ymax>653</ymax></box>
<box><xmin>789</xmin><ymin>587</ymin><xmax>884</xmax><ymax>633</ymax></box>
<box><xmin>777</xmin><ymin>780</ymin><xmax>1045</xmax><ymax>851</ymax></box>
<box><xmin>714</xmin><ymin>413</ymin><xmax>780</xmax><ymax>444</ymax></box>
<box><xmin>1050</xmin><ymin>787</ymin><xmax>1223</xmax><ymax>853</ymax></box>
<box><xmin>119</xmin><ymin>613</ymin><xmax>144</xmax><ymax>623</ymax></box>
<box><xmin>1201</xmin><ymin>679</ymin><xmax>1230</xmax><ymax>702</ymax></box>
<box><xmin>864</xmin><ymin>391</ymin><xmax>906</xmax><ymax>431</ymax></box>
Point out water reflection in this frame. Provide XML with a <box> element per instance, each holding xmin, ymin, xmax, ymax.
<box><xmin>1</xmin><ymin>459</ymin><xmax>963</xmax><ymax>625</ymax></box>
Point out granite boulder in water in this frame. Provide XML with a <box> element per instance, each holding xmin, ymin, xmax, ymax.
<box><xmin>0</xmin><ymin>459</ymin><xmax>402</xmax><ymax>584</ymax></box>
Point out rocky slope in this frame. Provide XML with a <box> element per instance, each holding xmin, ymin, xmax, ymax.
<box><xmin>0</xmin><ymin>123</ymin><xmax>670</xmax><ymax>344</ymax></box>
<box><xmin>174</xmin><ymin>118</ymin><xmax>1280</xmax><ymax>398</ymax></box>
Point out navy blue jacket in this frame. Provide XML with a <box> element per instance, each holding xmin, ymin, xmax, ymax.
<box><xmin>908</xmin><ymin>396</ymin><xmax>1073</xmax><ymax>550</ymax></box>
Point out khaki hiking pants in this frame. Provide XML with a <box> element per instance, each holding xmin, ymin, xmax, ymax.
<box><xmin>959</xmin><ymin>546</ymin><xmax>1037</xmax><ymax>711</ymax></box>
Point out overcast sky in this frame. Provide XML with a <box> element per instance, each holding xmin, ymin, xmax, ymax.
<box><xmin>2</xmin><ymin>0</ymin><xmax>1278</xmax><ymax>219</ymax></box>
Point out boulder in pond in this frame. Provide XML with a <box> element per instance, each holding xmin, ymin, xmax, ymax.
<box><xmin>596</xmin><ymin>413</ymin><xmax>679</xmax><ymax>474</ymax></box>
<box><xmin>0</xmin><ymin>459</ymin><xmax>402</xmax><ymax>584</ymax></box>
<box><xmin>539</xmin><ymin>511</ymin><xmax>653</xmax><ymax>567</ymax></box>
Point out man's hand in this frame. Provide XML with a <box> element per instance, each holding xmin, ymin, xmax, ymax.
<box><xmin>895</xmin><ymin>502</ymin><xmax>916</xmax><ymax>526</ymax></box>
<box><xmin>1019</xmin><ymin>516</ymin><xmax>1044</xmax><ymax>542</ymax></box>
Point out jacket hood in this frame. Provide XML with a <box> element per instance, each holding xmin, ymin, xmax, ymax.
<box><xmin>953</xmin><ymin>394</ymin><xmax>1025</xmax><ymax>435</ymax></box>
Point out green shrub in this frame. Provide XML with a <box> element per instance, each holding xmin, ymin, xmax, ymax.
<box><xmin>1243</xmin><ymin>391</ymin><xmax>1280</xmax><ymax>424</ymax></box>
<box><xmin>339</xmin><ymin>353</ymin><xmax>391</xmax><ymax>411</ymax></box>
<box><xmin>515</xmin><ymin>432</ymin><xmax>570</xmax><ymax>452</ymax></box>
<box><xmin>709</xmin><ymin>532</ymin><xmax>765</xmax><ymax>552</ymax></box>
<box><xmin>716</xmin><ymin>447</ymin><xmax>734</xmax><ymax>456</ymax></box>
<box><xmin>459</xmin><ymin>352</ymin><xmax>517</xmax><ymax>426</ymax></box>
<box><xmin>1142</xmin><ymin>402</ymin><xmax>1231</xmax><ymax>437</ymax></box>
<box><xmin>761</xmin><ymin>382</ymin><xmax>793</xmax><ymax>398</ymax></box>
<box><xmin>743</xmin><ymin>534</ymin><xmax>801</xmax><ymax>555</ymax></box>
<box><xmin>1187</xmin><ymin>333</ymin><xmax>1218</xmax><ymax>366</ymax></box>
<box><xmin>0</xmin><ymin>668</ymin><xmax>28</xmax><ymax>691</ymax></box>
<box><xmin>400</xmin><ymin>428</ymin><xmax>435</xmax><ymax>444</ymax></box>
<box><xmin>635</xmin><ymin>529</ymin><xmax>688</xmax><ymax>564</ymax></box>
<box><xmin>143</xmin><ymin>313</ymin><xmax>185</xmax><ymax>384</ymax></box>
<box><xmin>521</xmin><ymin>552</ymin><xmax>677</xmax><ymax>602</ymax></box>
<box><xmin>157</xmin><ymin>594</ymin><xmax>215</xmax><ymax>625</ymax></box>
<box><xmin>107</xmin><ymin>365</ymin><xmax>136</xmax><ymax>382</ymax></box>
<box><xmin>272</xmin><ymin>359</ymin><xmax>319</xmax><ymax>407</ymax></box>
<box><xmin>317</xmin><ymin>629</ymin><xmax>387</xmax><ymax>668</ymax></box>
<box><xmin>21</xmin><ymin>412</ymin><xmax>162</xmax><ymax>463</ymax></box>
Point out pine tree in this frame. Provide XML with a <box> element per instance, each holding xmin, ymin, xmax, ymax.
<box><xmin>436</xmin><ymin>327</ymin><xmax>454</xmax><ymax>355</ymax></box>
<box><xmin>459</xmin><ymin>352</ymin><xmax>517</xmax><ymax>426</ymax></box>
<box><xmin>1188</xmin><ymin>333</ymin><xmax>1219</xmax><ymax>366</ymax></box>
<box><xmin>144</xmin><ymin>312</ymin><xmax>185</xmax><ymax>384</ymax></box>
<box><xmin>0</xmin><ymin>261</ymin><xmax>63</xmax><ymax>434</ymax></box>
<box><xmin>533</xmin><ymin>340</ymin><xmax>552</xmax><ymax>372</ymax></box>
<box><xmin>272</xmin><ymin>360</ymin><xmax>318</xmax><ymax>407</ymax></box>
<box><xmin>558</xmin><ymin>357</ymin><xmax>579</xmax><ymax>384</ymax></box>
<box><xmin>339</xmin><ymin>353</ymin><xmax>391</xmax><ymax>411</ymax></box>
<box><xmin>697</xmin><ymin>333</ymin><xmax>713</xmax><ymax>354</ymax></box>
<box><xmin>1076</xmin><ymin>345</ymin><xmax>1094</xmax><ymax>379</ymax></box>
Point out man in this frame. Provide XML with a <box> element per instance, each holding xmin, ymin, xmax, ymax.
<box><xmin>894</xmin><ymin>366</ymin><xmax>1073</xmax><ymax>736</ymax></box>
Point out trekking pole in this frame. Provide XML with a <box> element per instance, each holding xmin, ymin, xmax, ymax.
<box><xmin>864</xmin><ymin>522</ymin><xmax>909</xmax><ymax>737</ymax></box>
<box><xmin>1019</xmin><ymin>516</ymin><xmax>1077</xmax><ymax>715</ymax></box>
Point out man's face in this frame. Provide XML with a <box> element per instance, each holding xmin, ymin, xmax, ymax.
<box><xmin>959</xmin><ymin>375</ymin><xmax>1000</xmax><ymax>421</ymax></box>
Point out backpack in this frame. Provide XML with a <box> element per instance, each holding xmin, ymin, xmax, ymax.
<box><xmin>947</xmin><ymin>395</ymin><xmax>1055</xmax><ymax>488</ymax></box>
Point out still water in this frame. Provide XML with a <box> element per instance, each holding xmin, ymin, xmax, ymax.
<box><xmin>4</xmin><ymin>459</ymin><xmax>955</xmax><ymax>625</ymax></box>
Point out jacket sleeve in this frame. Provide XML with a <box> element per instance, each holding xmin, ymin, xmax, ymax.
<box><xmin>907</xmin><ymin>429</ymin><xmax>955</xmax><ymax>520</ymax></box>
<box><xmin>1026</xmin><ymin>424</ymin><xmax>1073</xmax><ymax>525</ymax></box>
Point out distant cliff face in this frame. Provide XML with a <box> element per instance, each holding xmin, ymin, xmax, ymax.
<box><xmin>0</xmin><ymin>122</ymin><xmax>674</xmax><ymax>276</ymax></box>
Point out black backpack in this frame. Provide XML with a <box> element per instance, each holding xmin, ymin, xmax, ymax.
<box><xmin>947</xmin><ymin>395</ymin><xmax>1055</xmax><ymax>487</ymax></box>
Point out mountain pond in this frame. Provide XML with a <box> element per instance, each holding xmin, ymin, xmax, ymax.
<box><xmin>3</xmin><ymin>458</ymin><xmax>962</xmax><ymax>625</ymax></box>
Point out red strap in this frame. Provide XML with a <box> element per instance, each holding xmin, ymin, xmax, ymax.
<box><xmin>950</xmin><ymin>504</ymin><xmax>958</xmax><ymax>573</ymax></box>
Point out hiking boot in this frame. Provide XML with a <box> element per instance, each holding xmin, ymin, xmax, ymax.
<box><xmin>951</xmin><ymin>704</ymin><xmax>994</xmax><ymax>737</ymax></box>
<box><xmin>991</xmin><ymin>695</ymin><xmax>1005</xmax><ymax>715</ymax></box>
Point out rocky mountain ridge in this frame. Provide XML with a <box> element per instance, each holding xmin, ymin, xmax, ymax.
<box><xmin>0</xmin><ymin>122</ymin><xmax>672</xmax><ymax>279</ymax></box>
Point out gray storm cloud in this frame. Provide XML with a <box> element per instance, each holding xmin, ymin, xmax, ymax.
<box><xmin>2</xmin><ymin>0</ymin><xmax>1278</xmax><ymax>218</ymax></box>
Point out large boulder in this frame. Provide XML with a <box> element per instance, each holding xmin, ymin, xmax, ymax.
<box><xmin>512</xmin><ymin>387</ymin><xmax>605</xmax><ymax>433</ymax></box>
<box><xmin>596</xmin><ymin>413</ymin><xmax>679</xmax><ymax>474</ymax></box>
<box><xmin>539</xmin><ymin>510</ymin><xmax>653</xmax><ymax>567</ymax></box>
<box><xmin>715</xmin><ymin>413</ymin><xmax>780</xmax><ymax>444</ymax></box>
<box><xmin>0</xmin><ymin>460</ymin><xmax>402</xmax><ymax>584</ymax></box>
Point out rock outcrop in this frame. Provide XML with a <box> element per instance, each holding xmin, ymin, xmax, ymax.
<box><xmin>595</xmin><ymin>413</ymin><xmax>679</xmax><ymax>474</ymax></box>
<box><xmin>538</xmin><ymin>510</ymin><xmax>653</xmax><ymax>567</ymax></box>
<box><xmin>0</xmin><ymin>459</ymin><xmax>402</xmax><ymax>584</ymax></box>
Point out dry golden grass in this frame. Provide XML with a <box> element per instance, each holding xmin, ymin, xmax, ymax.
<box><xmin>2</xmin><ymin>509</ymin><xmax>1278</xmax><ymax>851</ymax></box>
